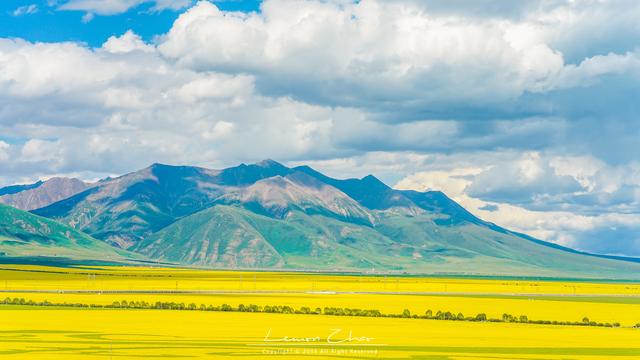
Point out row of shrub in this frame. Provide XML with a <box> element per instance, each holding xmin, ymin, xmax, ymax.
<box><xmin>0</xmin><ymin>297</ymin><xmax>623</xmax><ymax>328</ymax></box>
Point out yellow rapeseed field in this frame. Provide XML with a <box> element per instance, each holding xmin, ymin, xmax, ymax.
<box><xmin>1</xmin><ymin>265</ymin><xmax>639</xmax><ymax>359</ymax></box>
<box><xmin>3</xmin><ymin>291</ymin><xmax>640</xmax><ymax>326</ymax></box>
<box><xmin>2</xmin><ymin>308</ymin><xmax>640</xmax><ymax>359</ymax></box>
<box><xmin>2</xmin><ymin>265</ymin><xmax>640</xmax><ymax>294</ymax></box>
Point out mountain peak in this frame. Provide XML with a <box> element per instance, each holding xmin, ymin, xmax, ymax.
<box><xmin>45</xmin><ymin>177</ymin><xmax>85</xmax><ymax>185</ymax></box>
<box><xmin>256</xmin><ymin>159</ymin><xmax>288</xmax><ymax>170</ymax></box>
<box><xmin>361</xmin><ymin>174</ymin><xmax>390</xmax><ymax>190</ymax></box>
<box><xmin>148</xmin><ymin>162</ymin><xmax>171</xmax><ymax>169</ymax></box>
<box><xmin>215</xmin><ymin>159</ymin><xmax>291</xmax><ymax>186</ymax></box>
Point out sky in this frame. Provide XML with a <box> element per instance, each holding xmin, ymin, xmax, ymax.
<box><xmin>1</xmin><ymin>0</ymin><xmax>639</xmax><ymax>256</ymax></box>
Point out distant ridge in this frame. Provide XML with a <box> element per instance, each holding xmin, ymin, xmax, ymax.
<box><xmin>0</xmin><ymin>177</ymin><xmax>91</xmax><ymax>211</ymax></box>
<box><xmin>0</xmin><ymin>180</ymin><xmax>44</xmax><ymax>196</ymax></box>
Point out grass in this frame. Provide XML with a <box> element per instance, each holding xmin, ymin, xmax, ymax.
<box><xmin>0</xmin><ymin>204</ymin><xmax>133</xmax><ymax>262</ymax></box>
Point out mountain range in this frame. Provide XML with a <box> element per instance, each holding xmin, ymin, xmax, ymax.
<box><xmin>1</xmin><ymin>159</ymin><xmax>640</xmax><ymax>278</ymax></box>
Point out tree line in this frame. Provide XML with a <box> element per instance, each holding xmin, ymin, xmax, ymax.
<box><xmin>1</xmin><ymin>297</ymin><xmax>624</xmax><ymax>328</ymax></box>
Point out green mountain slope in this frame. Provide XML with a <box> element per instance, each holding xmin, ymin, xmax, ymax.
<box><xmin>0</xmin><ymin>203</ymin><xmax>132</xmax><ymax>261</ymax></box>
<box><xmin>133</xmin><ymin>203</ymin><xmax>640</xmax><ymax>278</ymax></box>
<box><xmin>32</xmin><ymin>164</ymin><xmax>223</xmax><ymax>248</ymax></box>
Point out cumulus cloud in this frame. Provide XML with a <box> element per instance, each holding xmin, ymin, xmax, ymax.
<box><xmin>20</xmin><ymin>139</ymin><xmax>62</xmax><ymax>163</ymax></box>
<box><xmin>463</xmin><ymin>153</ymin><xmax>640</xmax><ymax>216</ymax></box>
<box><xmin>394</xmin><ymin>151</ymin><xmax>640</xmax><ymax>255</ymax></box>
<box><xmin>2</xmin><ymin>0</ymin><xmax>640</xmax><ymax>255</ymax></box>
<box><xmin>466</xmin><ymin>152</ymin><xmax>584</xmax><ymax>207</ymax></box>
<box><xmin>102</xmin><ymin>30</ymin><xmax>154</xmax><ymax>53</ymax></box>
<box><xmin>0</xmin><ymin>32</ymin><xmax>341</xmax><ymax>178</ymax></box>
<box><xmin>158</xmin><ymin>1</ymin><xmax>560</xmax><ymax>117</ymax></box>
<box><xmin>0</xmin><ymin>141</ymin><xmax>10</xmax><ymax>161</ymax></box>
<box><xmin>156</xmin><ymin>0</ymin><xmax>640</xmax><ymax>123</ymax></box>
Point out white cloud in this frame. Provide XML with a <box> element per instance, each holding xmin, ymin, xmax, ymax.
<box><xmin>465</xmin><ymin>152</ymin><xmax>583</xmax><ymax>206</ymax></box>
<box><xmin>393</xmin><ymin>151</ymin><xmax>640</xmax><ymax>254</ymax></box>
<box><xmin>102</xmin><ymin>30</ymin><xmax>154</xmax><ymax>53</ymax></box>
<box><xmin>550</xmin><ymin>50</ymin><xmax>640</xmax><ymax>90</ymax></box>
<box><xmin>152</xmin><ymin>0</ymin><xmax>193</xmax><ymax>11</ymax></box>
<box><xmin>81</xmin><ymin>12</ymin><xmax>94</xmax><ymax>23</ymax></box>
<box><xmin>0</xmin><ymin>33</ymin><xmax>341</xmax><ymax>177</ymax></box>
<box><xmin>200</xmin><ymin>120</ymin><xmax>234</xmax><ymax>141</ymax></box>
<box><xmin>60</xmin><ymin>0</ymin><xmax>147</xmax><ymax>15</ymax></box>
<box><xmin>290</xmin><ymin>152</ymin><xmax>435</xmax><ymax>184</ymax></box>
<box><xmin>58</xmin><ymin>0</ymin><xmax>192</xmax><ymax>16</ymax></box>
<box><xmin>0</xmin><ymin>141</ymin><xmax>10</xmax><ymax>161</ymax></box>
<box><xmin>156</xmin><ymin>0</ymin><xmax>640</xmax><ymax>120</ymax></box>
<box><xmin>20</xmin><ymin>139</ymin><xmax>62</xmax><ymax>163</ymax></box>
<box><xmin>175</xmin><ymin>73</ymin><xmax>254</xmax><ymax>104</ymax></box>
<box><xmin>159</xmin><ymin>1</ymin><xmax>562</xmax><ymax>110</ymax></box>
<box><xmin>395</xmin><ymin>167</ymin><xmax>484</xmax><ymax>199</ymax></box>
<box><xmin>12</xmin><ymin>4</ymin><xmax>39</xmax><ymax>16</ymax></box>
<box><xmin>0</xmin><ymin>39</ymin><xmax>122</xmax><ymax>99</ymax></box>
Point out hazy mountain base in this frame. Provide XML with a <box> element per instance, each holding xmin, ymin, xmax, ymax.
<box><xmin>133</xmin><ymin>204</ymin><xmax>640</xmax><ymax>279</ymax></box>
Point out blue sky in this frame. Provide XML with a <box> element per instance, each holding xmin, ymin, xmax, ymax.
<box><xmin>1</xmin><ymin>0</ymin><xmax>639</xmax><ymax>256</ymax></box>
<box><xmin>0</xmin><ymin>1</ymin><xmax>261</xmax><ymax>46</ymax></box>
